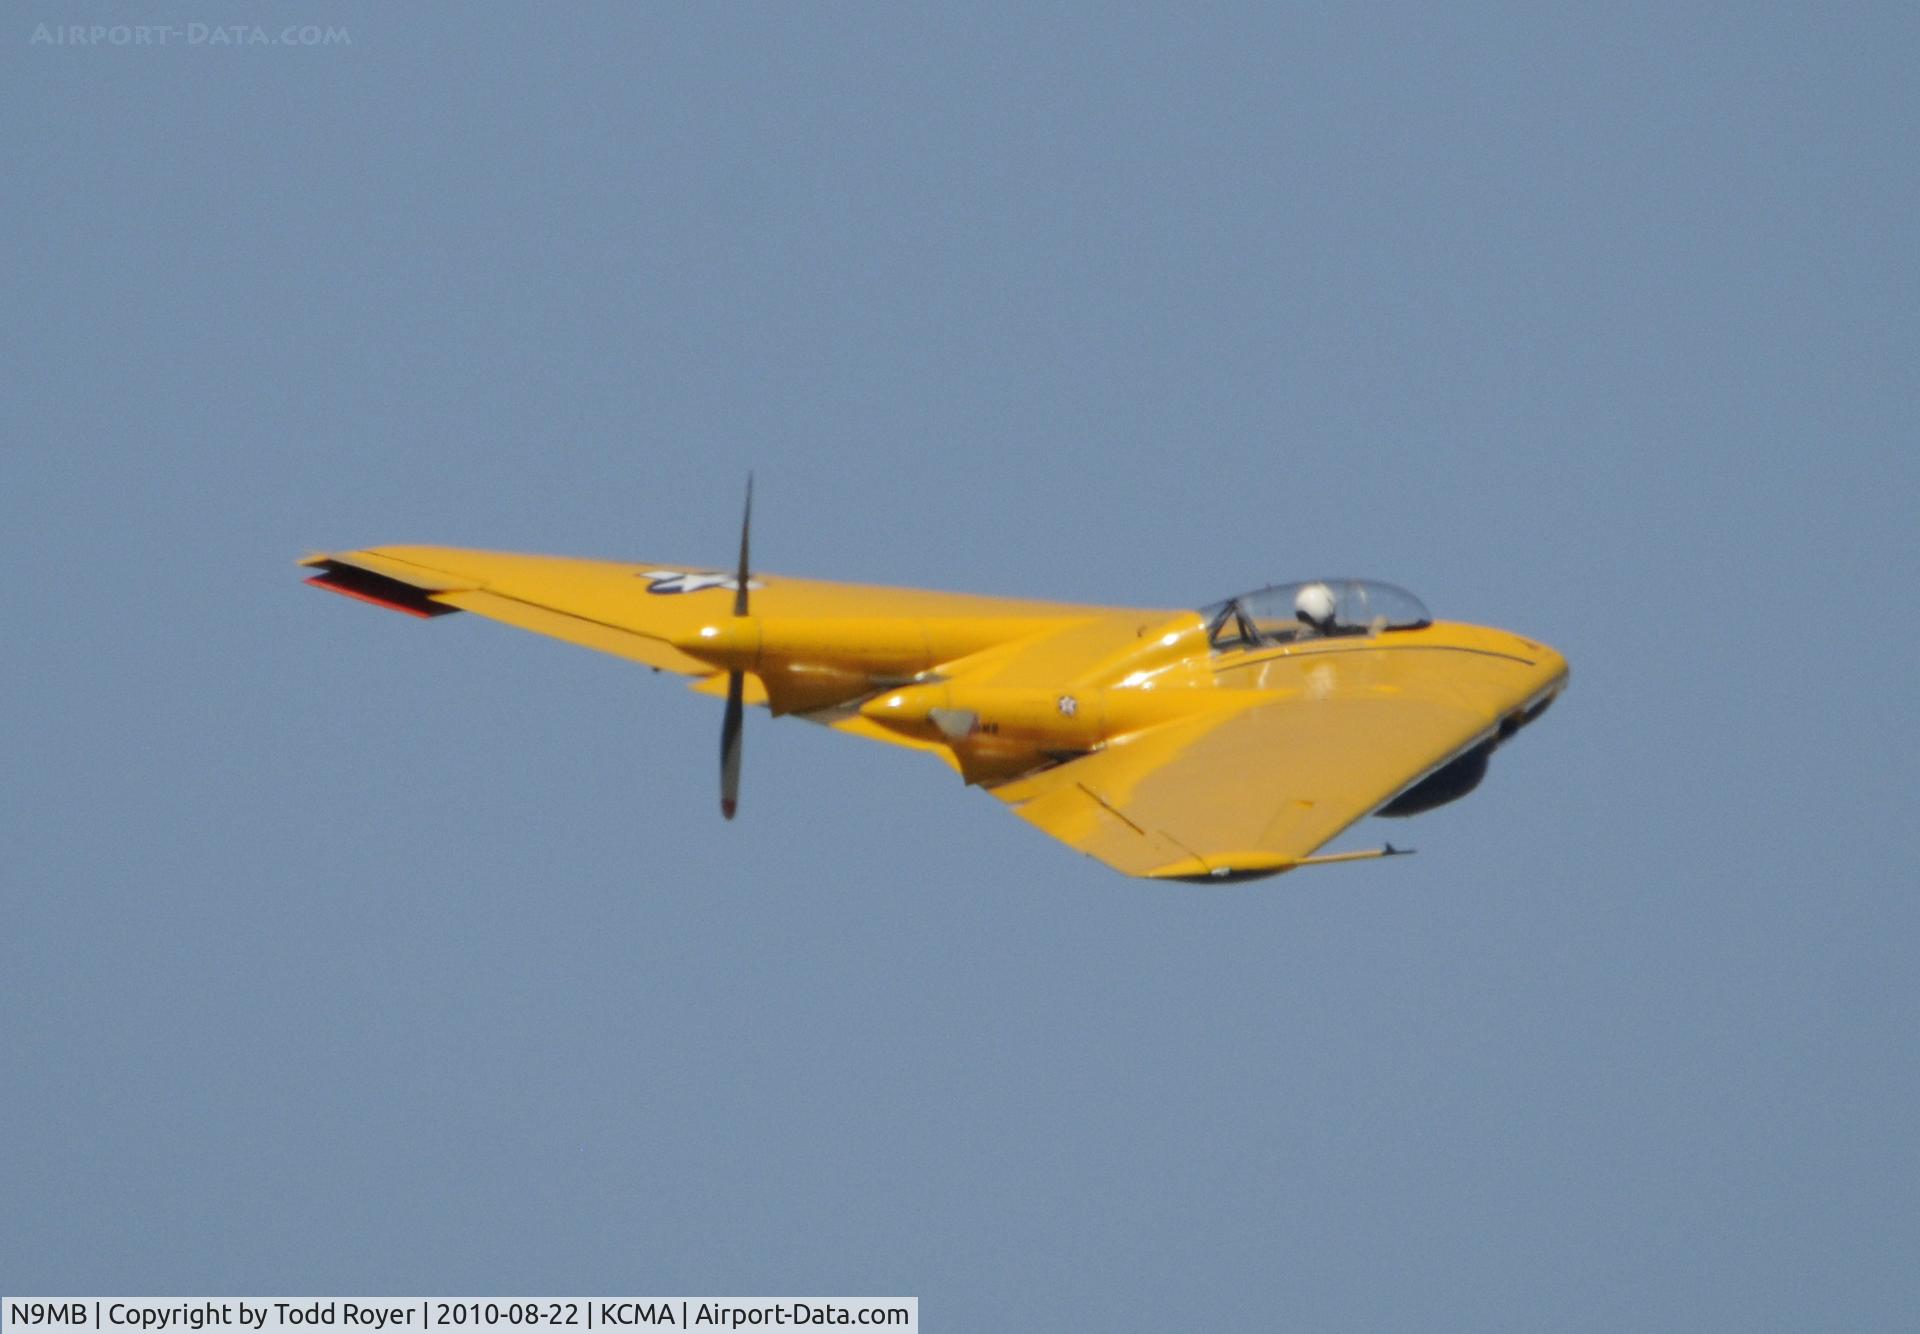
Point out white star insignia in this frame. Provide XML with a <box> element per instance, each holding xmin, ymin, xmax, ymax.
<box><xmin>641</xmin><ymin>569</ymin><xmax>763</xmax><ymax>595</ymax></box>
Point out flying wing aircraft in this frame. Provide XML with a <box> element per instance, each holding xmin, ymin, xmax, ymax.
<box><xmin>301</xmin><ymin>485</ymin><xmax>1567</xmax><ymax>881</ymax></box>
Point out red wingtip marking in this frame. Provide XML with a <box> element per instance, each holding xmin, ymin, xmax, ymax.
<box><xmin>721</xmin><ymin>799</ymin><xmax>738</xmax><ymax>820</ymax></box>
<box><xmin>304</xmin><ymin>574</ymin><xmax>439</xmax><ymax>619</ymax></box>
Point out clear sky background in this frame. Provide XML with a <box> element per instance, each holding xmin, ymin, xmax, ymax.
<box><xmin>4</xmin><ymin>4</ymin><xmax>1915</xmax><ymax>1329</ymax></box>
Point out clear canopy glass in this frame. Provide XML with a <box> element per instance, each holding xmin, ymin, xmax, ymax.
<box><xmin>1199</xmin><ymin>579</ymin><xmax>1431</xmax><ymax>649</ymax></box>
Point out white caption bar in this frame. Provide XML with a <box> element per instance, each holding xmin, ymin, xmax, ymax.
<box><xmin>2</xmin><ymin>1302</ymin><xmax>916</xmax><ymax>1334</ymax></box>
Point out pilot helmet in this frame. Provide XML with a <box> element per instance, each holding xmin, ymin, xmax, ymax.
<box><xmin>1294</xmin><ymin>582</ymin><xmax>1336</xmax><ymax>627</ymax></box>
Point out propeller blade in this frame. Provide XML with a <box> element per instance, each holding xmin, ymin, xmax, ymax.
<box><xmin>720</xmin><ymin>669</ymin><xmax>745</xmax><ymax>820</ymax></box>
<box><xmin>732</xmin><ymin>472</ymin><xmax>753</xmax><ymax>617</ymax></box>
<box><xmin>720</xmin><ymin>473</ymin><xmax>753</xmax><ymax>819</ymax></box>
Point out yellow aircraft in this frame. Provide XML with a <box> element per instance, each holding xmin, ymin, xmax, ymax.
<box><xmin>301</xmin><ymin>483</ymin><xmax>1567</xmax><ymax>882</ymax></box>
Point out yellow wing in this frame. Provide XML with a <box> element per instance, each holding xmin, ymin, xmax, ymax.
<box><xmin>989</xmin><ymin>673</ymin><xmax>1526</xmax><ymax>881</ymax></box>
<box><xmin>300</xmin><ymin>544</ymin><xmax>1117</xmax><ymax>757</ymax></box>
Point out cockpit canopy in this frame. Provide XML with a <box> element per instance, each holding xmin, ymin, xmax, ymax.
<box><xmin>1200</xmin><ymin>579</ymin><xmax>1431</xmax><ymax>649</ymax></box>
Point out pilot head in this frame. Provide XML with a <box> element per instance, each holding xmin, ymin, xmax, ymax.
<box><xmin>1294</xmin><ymin>582</ymin><xmax>1337</xmax><ymax>632</ymax></box>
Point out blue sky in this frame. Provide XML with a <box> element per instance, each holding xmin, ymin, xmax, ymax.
<box><xmin>4</xmin><ymin>4</ymin><xmax>1916</xmax><ymax>1329</ymax></box>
